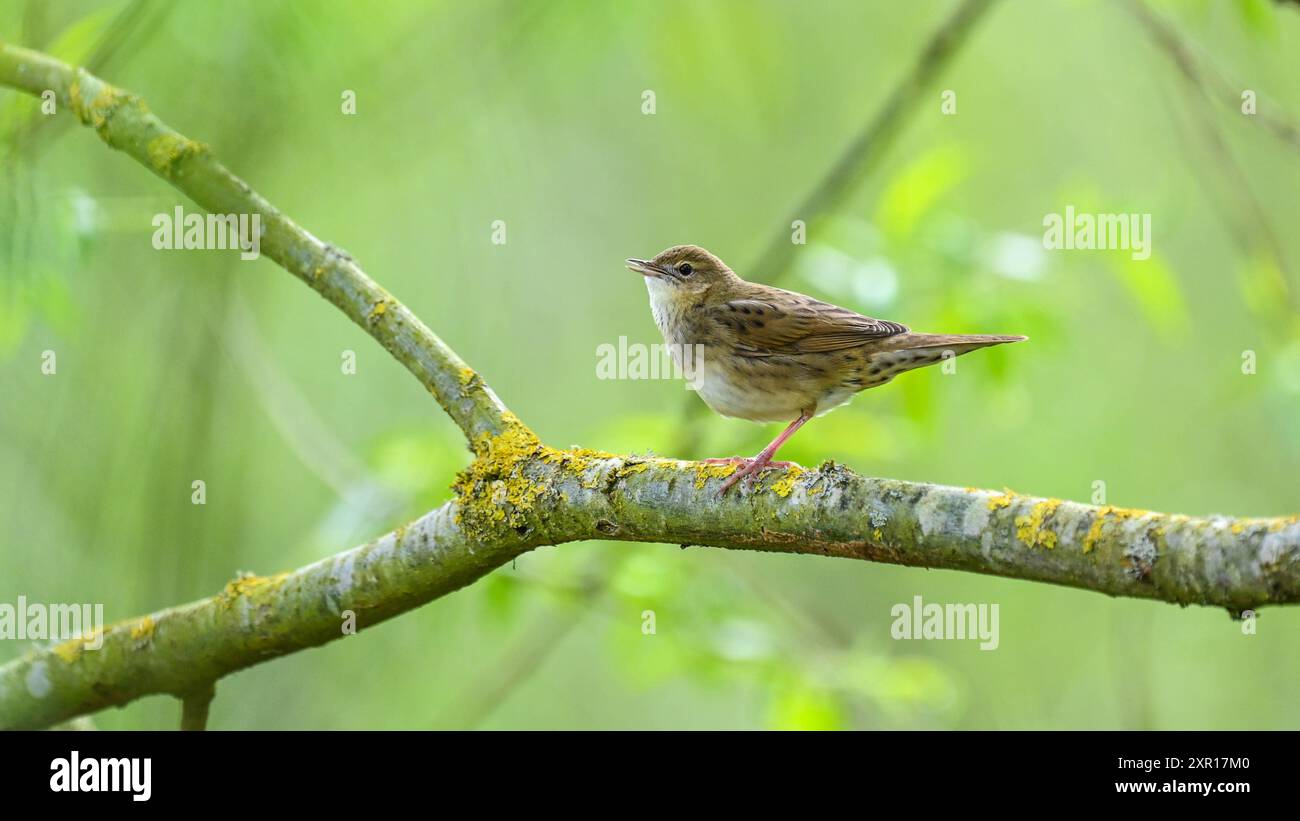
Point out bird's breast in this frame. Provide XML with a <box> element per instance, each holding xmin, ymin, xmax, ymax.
<box><xmin>644</xmin><ymin>282</ymin><xmax>855</xmax><ymax>422</ymax></box>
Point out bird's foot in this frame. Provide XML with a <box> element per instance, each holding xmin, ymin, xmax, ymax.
<box><xmin>716</xmin><ymin>455</ymin><xmax>795</xmax><ymax>495</ymax></box>
<box><xmin>701</xmin><ymin>456</ymin><xmax>795</xmax><ymax>468</ymax></box>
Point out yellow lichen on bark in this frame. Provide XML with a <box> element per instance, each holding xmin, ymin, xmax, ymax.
<box><xmin>130</xmin><ymin>616</ymin><xmax>156</xmax><ymax>642</ymax></box>
<box><xmin>1083</xmin><ymin>506</ymin><xmax>1114</xmax><ymax>554</ymax></box>
<box><xmin>146</xmin><ymin>133</ymin><xmax>207</xmax><ymax>177</ymax></box>
<box><xmin>52</xmin><ymin>640</ymin><xmax>83</xmax><ymax>664</ymax></box>
<box><xmin>1015</xmin><ymin>498</ymin><xmax>1062</xmax><ymax>549</ymax></box>
<box><xmin>1082</xmin><ymin>505</ymin><xmax>1150</xmax><ymax>554</ymax></box>
<box><xmin>453</xmin><ymin>413</ymin><xmax>547</xmax><ymax>534</ymax></box>
<box><xmin>770</xmin><ymin>466</ymin><xmax>806</xmax><ymax>497</ymax></box>
<box><xmin>987</xmin><ymin>490</ymin><xmax>1017</xmax><ymax>511</ymax></box>
<box><xmin>217</xmin><ymin>572</ymin><xmax>286</xmax><ymax>610</ymax></box>
<box><xmin>692</xmin><ymin>462</ymin><xmax>739</xmax><ymax>489</ymax></box>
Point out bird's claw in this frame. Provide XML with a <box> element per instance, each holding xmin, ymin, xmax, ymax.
<box><xmin>716</xmin><ymin>456</ymin><xmax>794</xmax><ymax>496</ymax></box>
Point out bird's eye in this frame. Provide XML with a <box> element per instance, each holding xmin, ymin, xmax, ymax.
<box><xmin>678</xmin><ymin>263</ymin><xmax>694</xmax><ymax>276</ymax></box>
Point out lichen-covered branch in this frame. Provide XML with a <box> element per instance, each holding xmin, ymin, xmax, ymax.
<box><xmin>0</xmin><ymin>499</ymin><xmax>536</xmax><ymax>729</ymax></box>
<box><xmin>1</xmin><ymin>39</ymin><xmax>1297</xmax><ymax>731</ymax></box>
<box><xmin>0</xmin><ymin>41</ymin><xmax>510</xmax><ymax>447</ymax></box>
<box><xmin>452</xmin><ymin>443</ymin><xmax>1300</xmax><ymax>614</ymax></box>
<box><xmin>3</xmin><ymin>440</ymin><xmax>1297</xmax><ymax>728</ymax></box>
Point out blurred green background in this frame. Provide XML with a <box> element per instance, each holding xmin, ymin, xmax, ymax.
<box><xmin>2</xmin><ymin>0</ymin><xmax>1299</xmax><ymax>729</ymax></box>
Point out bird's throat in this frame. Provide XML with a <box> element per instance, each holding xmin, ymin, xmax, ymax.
<box><xmin>644</xmin><ymin>277</ymin><xmax>689</xmax><ymax>343</ymax></box>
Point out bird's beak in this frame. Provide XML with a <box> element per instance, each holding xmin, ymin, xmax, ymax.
<box><xmin>626</xmin><ymin>258</ymin><xmax>665</xmax><ymax>279</ymax></box>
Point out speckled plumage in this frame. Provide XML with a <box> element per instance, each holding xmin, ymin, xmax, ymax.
<box><xmin>627</xmin><ymin>245</ymin><xmax>1026</xmax><ymax>492</ymax></box>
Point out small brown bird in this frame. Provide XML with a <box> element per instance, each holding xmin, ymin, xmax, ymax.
<box><xmin>627</xmin><ymin>245</ymin><xmax>1026</xmax><ymax>494</ymax></box>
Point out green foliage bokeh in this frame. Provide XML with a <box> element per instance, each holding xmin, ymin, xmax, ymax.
<box><xmin>2</xmin><ymin>0</ymin><xmax>1299</xmax><ymax>729</ymax></box>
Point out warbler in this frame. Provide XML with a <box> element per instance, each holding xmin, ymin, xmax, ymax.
<box><xmin>627</xmin><ymin>245</ymin><xmax>1026</xmax><ymax>493</ymax></box>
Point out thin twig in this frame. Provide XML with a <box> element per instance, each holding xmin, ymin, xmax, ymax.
<box><xmin>180</xmin><ymin>682</ymin><xmax>215</xmax><ymax>731</ymax></box>
<box><xmin>747</xmin><ymin>0</ymin><xmax>998</xmax><ymax>285</ymax></box>
<box><xmin>1124</xmin><ymin>0</ymin><xmax>1300</xmax><ymax>158</ymax></box>
<box><xmin>1125</xmin><ymin>0</ymin><xmax>1298</xmax><ymax>312</ymax></box>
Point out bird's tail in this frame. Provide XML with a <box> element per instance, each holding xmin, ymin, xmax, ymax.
<box><xmin>857</xmin><ymin>333</ymin><xmax>1026</xmax><ymax>385</ymax></box>
<box><xmin>890</xmin><ymin>333</ymin><xmax>1028</xmax><ymax>355</ymax></box>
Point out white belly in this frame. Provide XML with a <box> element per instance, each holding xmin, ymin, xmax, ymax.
<box><xmin>693</xmin><ymin>358</ymin><xmax>805</xmax><ymax>422</ymax></box>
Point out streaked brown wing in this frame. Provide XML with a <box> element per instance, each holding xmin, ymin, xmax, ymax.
<box><xmin>705</xmin><ymin>296</ymin><xmax>908</xmax><ymax>357</ymax></box>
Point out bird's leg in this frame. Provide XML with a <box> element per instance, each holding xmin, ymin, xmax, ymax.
<box><xmin>718</xmin><ymin>411</ymin><xmax>812</xmax><ymax>495</ymax></box>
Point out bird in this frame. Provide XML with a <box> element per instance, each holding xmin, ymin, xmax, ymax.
<box><xmin>626</xmin><ymin>244</ymin><xmax>1026</xmax><ymax>494</ymax></box>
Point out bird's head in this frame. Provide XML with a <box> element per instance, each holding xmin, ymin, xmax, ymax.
<box><xmin>626</xmin><ymin>245</ymin><xmax>738</xmax><ymax>307</ymax></box>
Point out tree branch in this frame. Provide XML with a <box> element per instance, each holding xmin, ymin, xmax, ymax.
<box><xmin>1</xmin><ymin>37</ymin><xmax>1297</xmax><ymax>730</ymax></box>
<box><xmin>0</xmin><ymin>41</ymin><xmax>510</xmax><ymax>449</ymax></box>
<box><xmin>3</xmin><ymin>447</ymin><xmax>1297</xmax><ymax>728</ymax></box>
<box><xmin>0</xmin><ymin>498</ymin><xmax>527</xmax><ymax>729</ymax></box>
